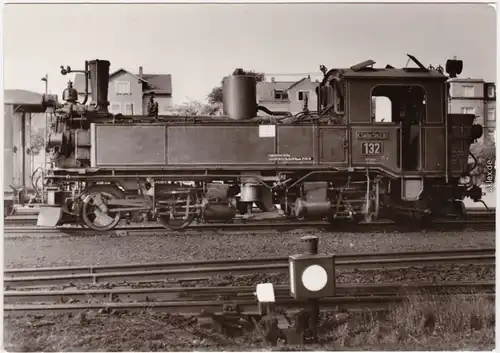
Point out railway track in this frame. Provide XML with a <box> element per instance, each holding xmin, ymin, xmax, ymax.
<box><xmin>5</xmin><ymin>247</ymin><xmax>495</xmax><ymax>289</ymax></box>
<box><xmin>4</xmin><ymin>248</ymin><xmax>494</xmax><ymax>318</ymax></box>
<box><xmin>3</xmin><ymin>210</ymin><xmax>496</xmax><ymax>237</ymax></box>
<box><xmin>6</xmin><ymin>281</ymin><xmax>494</xmax><ymax>305</ymax></box>
<box><xmin>4</xmin><ymin>282</ymin><xmax>494</xmax><ymax>317</ymax></box>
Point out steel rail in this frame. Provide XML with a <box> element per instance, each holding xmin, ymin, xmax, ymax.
<box><xmin>4</xmin><ymin>281</ymin><xmax>494</xmax><ymax>305</ymax></box>
<box><xmin>5</xmin><ymin>293</ymin><xmax>494</xmax><ymax>317</ymax></box>
<box><xmin>4</xmin><ymin>249</ymin><xmax>495</xmax><ymax>289</ymax></box>
<box><xmin>5</xmin><ymin>247</ymin><xmax>495</xmax><ymax>278</ymax></box>
<box><xmin>3</xmin><ymin>212</ymin><xmax>496</xmax><ymax>237</ymax></box>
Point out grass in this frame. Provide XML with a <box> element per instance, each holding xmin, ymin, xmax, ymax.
<box><xmin>3</xmin><ymin>293</ymin><xmax>495</xmax><ymax>351</ymax></box>
<box><xmin>326</xmin><ymin>293</ymin><xmax>495</xmax><ymax>350</ymax></box>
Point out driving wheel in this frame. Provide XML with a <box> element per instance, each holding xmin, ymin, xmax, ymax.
<box><xmin>81</xmin><ymin>185</ymin><xmax>124</xmax><ymax>231</ymax></box>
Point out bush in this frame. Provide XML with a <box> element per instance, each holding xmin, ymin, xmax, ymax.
<box><xmin>170</xmin><ymin>100</ymin><xmax>222</xmax><ymax>116</ymax></box>
<box><xmin>29</xmin><ymin>134</ymin><xmax>45</xmax><ymax>156</ymax></box>
<box><xmin>470</xmin><ymin>140</ymin><xmax>496</xmax><ymax>184</ymax></box>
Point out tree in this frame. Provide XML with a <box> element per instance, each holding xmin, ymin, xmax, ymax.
<box><xmin>470</xmin><ymin>138</ymin><xmax>496</xmax><ymax>184</ymax></box>
<box><xmin>207</xmin><ymin>69</ymin><xmax>266</xmax><ymax>104</ymax></box>
<box><xmin>29</xmin><ymin>134</ymin><xmax>45</xmax><ymax>156</ymax></box>
<box><xmin>171</xmin><ymin>100</ymin><xmax>222</xmax><ymax>116</ymax></box>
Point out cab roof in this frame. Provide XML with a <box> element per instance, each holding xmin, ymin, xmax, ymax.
<box><xmin>342</xmin><ymin>68</ymin><xmax>448</xmax><ymax>80</ymax></box>
<box><xmin>339</xmin><ymin>55</ymin><xmax>448</xmax><ymax>80</ymax></box>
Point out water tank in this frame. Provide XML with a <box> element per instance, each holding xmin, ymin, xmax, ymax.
<box><xmin>222</xmin><ymin>75</ymin><xmax>257</xmax><ymax>120</ymax></box>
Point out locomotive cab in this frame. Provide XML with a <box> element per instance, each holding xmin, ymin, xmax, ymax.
<box><xmin>338</xmin><ymin>56</ymin><xmax>483</xmax><ymax>218</ymax></box>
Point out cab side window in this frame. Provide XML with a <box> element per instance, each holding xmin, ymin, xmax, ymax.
<box><xmin>371</xmin><ymin>85</ymin><xmax>426</xmax><ymax>124</ymax></box>
<box><xmin>371</xmin><ymin>96</ymin><xmax>392</xmax><ymax>123</ymax></box>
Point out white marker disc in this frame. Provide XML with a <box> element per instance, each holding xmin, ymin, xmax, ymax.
<box><xmin>301</xmin><ymin>264</ymin><xmax>328</xmax><ymax>292</ymax></box>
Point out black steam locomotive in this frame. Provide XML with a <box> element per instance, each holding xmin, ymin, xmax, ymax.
<box><xmin>37</xmin><ymin>54</ymin><xmax>483</xmax><ymax>231</ymax></box>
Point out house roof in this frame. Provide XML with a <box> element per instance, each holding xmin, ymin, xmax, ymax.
<box><xmin>286</xmin><ymin>77</ymin><xmax>308</xmax><ymax>91</ymax></box>
<box><xmin>448</xmin><ymin>78</ymin><xmax>485</xmax><ymax>84</ymax></box>
<box><xmin>73</xmin><ymin>68</ymin><xmax>172</xmax><ymax>95</ymax></box>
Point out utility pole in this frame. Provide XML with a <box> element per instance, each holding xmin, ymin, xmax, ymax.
<box><xmin>39</xmin><ymin>74</ymin><xmax>49</xmax><ymax>202</ymax></box>
<box><xmin>41</xmin><ymin>74</ymin><xmax>48</xmax><ymax>94</ymax></box>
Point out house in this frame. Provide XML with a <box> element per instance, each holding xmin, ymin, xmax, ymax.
<box><xmin>74</xmin><ymin>66</ymin><xmax>173</xmax><ymax>115</ymax></box>
<box><xmin>256</xmin><ymin>76</ymin><xmax>319</xmax><ymax>114</ymax></box>
<box><xmin>448</xmin><ymin>78</ymin><xmax>496</xmax><ymax>143</ymax></box>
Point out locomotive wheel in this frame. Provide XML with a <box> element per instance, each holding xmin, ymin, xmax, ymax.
<box><xmin>256</xmin><ymin>188</ymin><xmax>275</xmax><ymax>212</ymax></box>
<box><xmin>81</xmin><ymin>185</ymin><xmax>125</xmax><ymax>231</ymax></box>
<box><xmin>157</xmin><ymin>215</ymin><xmax>194</xmax><ymax>230</ymax></box>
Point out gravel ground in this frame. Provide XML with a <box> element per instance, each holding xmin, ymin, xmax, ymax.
<box><xmin>4</xmin><ymin>230</ymin><xmax>496</xmax><ymax>268</ymax></box>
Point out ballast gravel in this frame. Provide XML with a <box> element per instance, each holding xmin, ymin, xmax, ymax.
<box><xmin>4</xmin><ymin>229</ymin><xmax>495</xmax><ymax>269</ymax></box>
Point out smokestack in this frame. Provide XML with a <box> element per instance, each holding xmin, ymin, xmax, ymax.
<box><xmin>139</xmin><ymin>66</ymin><xmax>143</xmax><ymax>78</ymax></box>
<box><xmin>88</xmin><ymin>59</ymin><xmax>110</xmax><ymax>113</ymax></box>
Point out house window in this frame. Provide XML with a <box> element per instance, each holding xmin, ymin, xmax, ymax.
<box><xmin>461</xmin><ymin>107</ymin><xmax>475</xmax><ymax>115</ymax></box>
<box><xmin>274</xmin><ymin>90</ymin><xmax>288</xmax><ymax>100</ymax></box>
<box><xmin>115</xmin><ymin>81</ymin><xmax>131</xmax><ymax>95</ymax></box>
<box><xmin>124</xmin><ymin>103</ymin><xmax>133</xmax><ymax>115</ymax></box>
<box><xmin>489</xmin><ymin>129</ymin><xmax>496</xmax><ymax>143</ymax></box>
<box><xmin>298</xmin><ymin>91</ymin><xmax>310</xmax><ymax>101</ymax></box>
<box><xmin>110</xmin><ymin>103</ymin><xmax>121</xmax><ymax>114</ymax></box>
<box><xmin>487</xmin><ymin>107</ymin><xmax>496</xmax><ymax>122</ymax></box>
<box><xmin>487</xmin><ymin>85</ymin><xmax>496</xmax><ymax>99</ymax></box>
<box><xmin>463</xmin><ymin>85</ymin><xmax>474</xmax><ymax>97</ymax></box>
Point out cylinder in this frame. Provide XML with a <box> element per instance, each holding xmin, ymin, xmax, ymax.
<box><xmin>295</xmin><ymin>198</ymin><xmax>331</xmax><ymax>219</ymax></box>
<box><xmin>88</xmin><ymin>59</ymin><xmax>110</xmax><ymax>113</ymax></box>
<box><xmin>222</xmin><ymin>75</ymin><xmax>257</xmax><ymax>120</ymax></box>
<box><xmin>240</xmin><ymin>184</ymin><xmax>259</xmax><ymax>202</ymax></box>
<box><xmin>203</xmin><ymin>204</ymin><xmax>236</xmax><ymax>221</ymax></box>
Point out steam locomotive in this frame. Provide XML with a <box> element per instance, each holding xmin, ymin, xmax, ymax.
<box><xmin>36</xmin><ymin>54</ymin><xmax>484</xmax><ymax>231</ymax></box>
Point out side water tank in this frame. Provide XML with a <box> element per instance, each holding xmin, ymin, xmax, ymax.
<box><xmin>222</xmin><ymin>74</ymin><xmax>257</xmax><ymax>120</ymax></box>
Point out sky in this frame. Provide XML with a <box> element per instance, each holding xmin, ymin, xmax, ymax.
<box><xmin>3</xmin><ymin>3</ymin><xmax>497</xmax><ymax>105</ymax></box>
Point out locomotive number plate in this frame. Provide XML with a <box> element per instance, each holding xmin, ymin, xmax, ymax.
<box><xmin>361</xmin><ymin>142</ymin><xmax>383</xmax><ymax>156</ymax></box>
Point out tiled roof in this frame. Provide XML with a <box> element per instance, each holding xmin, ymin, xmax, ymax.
<box><xmin>73</xmin><ymin>69</ymin><xmax>172</xmax><ymax>95</ymax></box>
<box><xmin>286</xmin><ymin>77</ymin><xmax>307</xmax><ymax>91</ymax></box>
<box><xmin>73</xmin><ymin>73</ymin><xmax>88</xmax><ymax>94</ymax></box>
<box><xmin>448</xmin><ymin>78</ymin><xmax>485</xmax><ymax>83</ymax></box>
<box><xmin>141</xmin><ymin>74</ymin><xmax>172</xmax><ymax>94</ymax></box>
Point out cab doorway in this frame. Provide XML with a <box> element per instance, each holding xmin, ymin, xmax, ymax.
<box><xmin>371</xmin><ymin>85</ymin><xmax>426</xmax><ymax>172</ymax></box>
